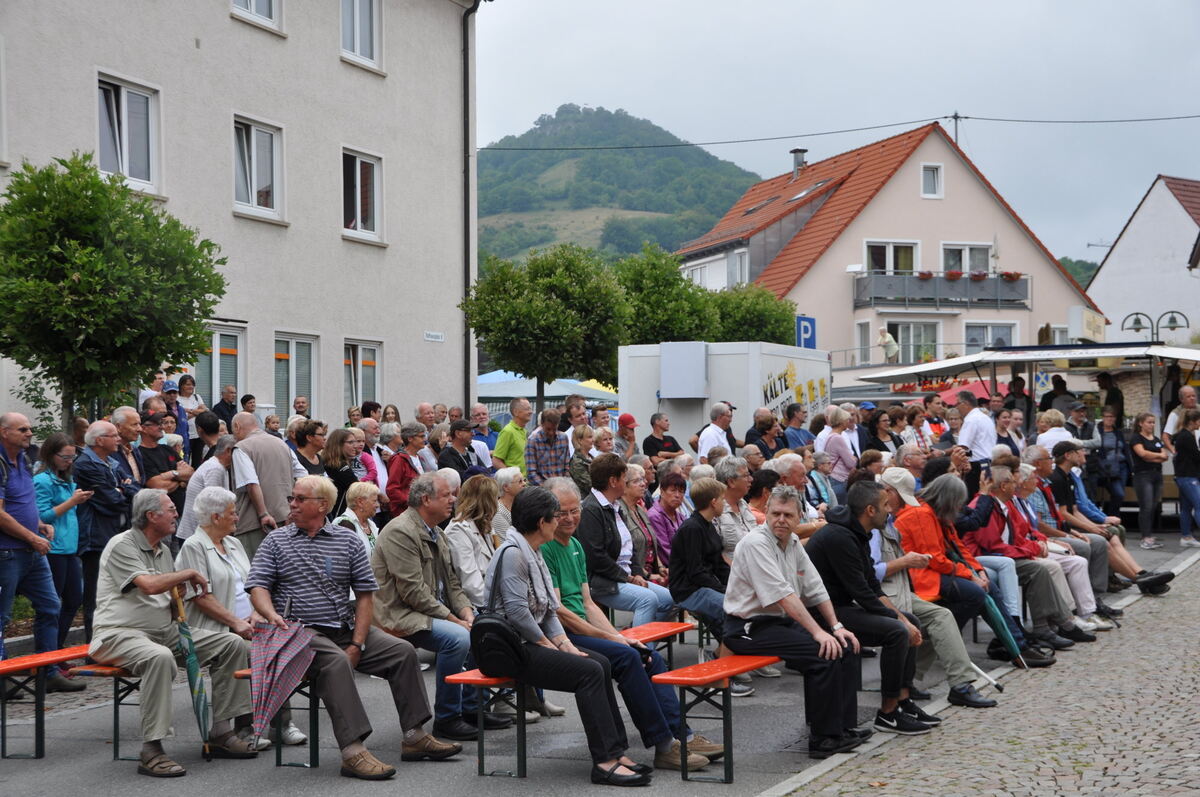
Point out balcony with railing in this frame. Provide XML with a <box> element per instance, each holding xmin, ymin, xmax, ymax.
<box><xmin>830</xmin><ymin>342</ymin><xmax>973</xmax><ymax>372</ymax></box>
<box><xmin>853</xmin><ymin>270</ymin><xmax>1030</xmax><ymax>310</ymax></box>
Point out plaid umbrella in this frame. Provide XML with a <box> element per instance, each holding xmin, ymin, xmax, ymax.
<box><xmin>172</xmin><ymin>588</ymin><xmax>212</xmax><ymax>761</ymax></box>
<box><xmin>249</xmin><ymin>611</ymin><xmax>316</xmax><ymax>744</ymax></box>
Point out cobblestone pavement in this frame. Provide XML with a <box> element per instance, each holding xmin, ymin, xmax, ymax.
<box><xmin>799</xmin><ymin>554</ymin><xmax>1200</xmax><ymax>797</ymax></box>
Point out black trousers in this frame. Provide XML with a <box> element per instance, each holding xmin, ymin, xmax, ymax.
<box><xmin>834</xmin><ymin>606</ymin><xmax>917</xmax><ymax>700</ymax></box>
<box><xmin>511</xmin><ymin>644</ymin><xmax>629</xmax><ymax>765</ymax></box>
<box><xmin>723</xmin><ymin>615</ymin><xmax>857</xmax><ymax>738</ymax></box>
<box><xmin>80</xmin><ymin>551</ymin><xmax>101</xmax><ymax>642</ymax></box>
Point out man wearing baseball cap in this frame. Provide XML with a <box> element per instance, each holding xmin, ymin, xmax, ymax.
<box><xmin>615</xmin><ymin>413</ymin><xmax>640</xmax><ymax>460</ymax></box>
<box><xmin>160</xmin><ymin>379</ymin><xmax>190</xmax><ymax>455</ymax></box>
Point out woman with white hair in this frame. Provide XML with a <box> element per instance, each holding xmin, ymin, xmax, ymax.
<box><xmin>491</xmin><ymin>466</ymin><xmax>527</xmax><ymax>538</ymax></box>
<box><xmin>822</xmin><ymin>406</ymin><xmax>857</xmax><ymax>502</ymax></box>
<box><xmin>335</xmin><ymin>481</ymin><xmax>383</xmax><ymax>556</ymax></box>
<box><xmin>175</xmin><ymin>486</ymin><xmax>307</xmax><ymax>747</ymax></box>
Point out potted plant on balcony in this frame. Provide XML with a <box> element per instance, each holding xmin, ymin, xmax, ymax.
<box><xmin>969</xmin><ymin>271</ymin><xmax>988</xmax><ymax>282</ymax></box>
<box><xmin>916</xmin><ymin>270</ymin><xmax>933</xmax><ymax>280</ymax></box>
<box><xmin>999</xmin><ymin>270</ymin><xmax>1023</xmax><ymax>282</ymax></box>
<box><xmin>944</xmin><ymin>270</ymin><xmax>963</xmax><ymax>281</ymax></box>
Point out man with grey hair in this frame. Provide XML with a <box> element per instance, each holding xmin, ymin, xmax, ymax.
<box><xmin>178</xmin><ymin>434</ymin><xmax>236</xmax><ymax>540</ymax></box>
<box><xmin>469</xmin><ymin>403</ymin><xmax>498</xmax><ymax>451</ymax></box>
<box><xmin>697</xmin><ymin>402</ymin><xmax>735</xmax><ymax>465</ymax></box>
<box><xmin>231</xmin><ymin>412</ymin><xmax>298</xmax><ymax>558</ymax></box>
<box><xmin>764</xmin><ymin>454</ymin><xmax>826</xmax><ymax>538</ymax></box>
<box><xmin>893</xmin><ymin>444</ymin><xmax>927</xmax><ymax>487</ymax></box>
<box><xmin>90</xmin><ymin>488</ymin><xmax>255</xmax><ymax>775</ymax></box>
<box><xmin>415</xmin><ymin>402</ymin><xmax>436</xmax><ymax>431</ymax></box>
<box><xmin>744</xmin><ymin>407</ymin><xmax>773</xmax><ymax>448</ymax></box>
<box><xmin>723</xmin><ymin>485</ymin><xmax>863</xmax><ymax>759</ymax></box>
<box><xmin>740</xmin><ymin>445</ymin><xmax>765</xmax><ymax>473</ymax></box>
<box><xmin>372</xmin><ymin>473</ymin><xmax>488</xmax><ymax>742</ymax></box>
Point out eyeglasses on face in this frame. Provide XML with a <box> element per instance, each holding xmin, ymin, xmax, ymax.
<box><xmin>286</xmin><ymin>495</ymin><xmax>324</xmax><ymax>504</ymax></box>
<box><xmin>554</xmin><ymin>508</ymin><xmax>582</xmax><ymax>519</ymax></box>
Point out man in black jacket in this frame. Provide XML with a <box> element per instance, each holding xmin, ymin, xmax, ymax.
<box><xmin>806</xmin><ymin>480</ymin><xmax>937</xmax><ymax>736</ymax></box>
<box><xmin>576</xmin><ymin>454</ymin><xmax>675</xmax><ymax>626</ymax></box>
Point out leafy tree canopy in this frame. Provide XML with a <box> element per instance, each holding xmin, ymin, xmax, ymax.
<box><xmin>612</xmin><ymin>244</ymin><xmax>714</xmax><ymax>345</ymax></box>
<box><xmin>0</xmin><ymin>153</ymin><xmax>227</xmax><ymax>429</ymax></box>
<box><xmin>710</xmin><ymin>283</ymin><xmax>796</xmax><ymax>345</ymax></box>
<box><xmin>1058</xmin><ymin>256</ymin><xmax>1100</xmax><ymax>287</ymax></box>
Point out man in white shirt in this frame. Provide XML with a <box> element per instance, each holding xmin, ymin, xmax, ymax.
<box><xmin>1163</xmin><ymin>385</ymin><xmax>1199</xmax><ymax>454</ymax></box>
<box><xmin>721</xmin><ymin>485</ymin><xmax>862</xmax><ymax>759</ymax></box>
<box><xmin>697</xmin><ymin>403</ymin><xmax>734</xmax><ymax>464</ymax></box>
<box><xmin>956</xmin><ymin>390</ymin><xmax>997</xmax><ymax>497</ymax></box>
<box><xmin>814</xmin><ymin>405</ymin><xmax>840</xmax><ymax>453</ymax></box>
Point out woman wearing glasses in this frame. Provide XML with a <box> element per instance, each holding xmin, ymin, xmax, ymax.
<box><xmin>33</xmin><ymin>433</ymin><xmax>93</xmax><ymax>648</ymax></box>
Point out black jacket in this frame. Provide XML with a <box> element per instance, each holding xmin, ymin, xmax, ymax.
<box><xmin>1174</xmin><ymin>429</ymin><xmax>1200</xmax><ymax>479</ymax></box>
<box><xmin>577</xmin><ymin>492</ymin><xmax>643</xmax><ymax>595</ymax></box>
<box><xmin>805</xmin><ymin>506</ymin><xmax>895</xmax><ymax>617</ymax></box>
<box><xmin>667</xmin><ymin>512</ymin><xmax>728</xmax><ymax>602</ymax></box>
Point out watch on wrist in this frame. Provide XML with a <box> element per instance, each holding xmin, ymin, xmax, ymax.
<box><xmin>831</xmin><ymin>622</ymin><xmax>844</xmax><ymax>632</ymax></box>
<box><xmin>349</xmin><ymin>642</ymin><xmax>364</xmax><ymax>652</ymax></box>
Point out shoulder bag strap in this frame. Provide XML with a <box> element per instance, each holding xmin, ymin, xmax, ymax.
<box><xmin>485</xmin><ymin>544</ymin><xmax>515</xmax><ymax>612</ymax></box>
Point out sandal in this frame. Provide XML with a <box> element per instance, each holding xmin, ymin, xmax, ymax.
<box><xmin>138</xmin><ymin>752</ymin><xmax>187</xmax><ymax>778</ymax></box>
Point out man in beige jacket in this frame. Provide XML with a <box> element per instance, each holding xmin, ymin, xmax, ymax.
<box><xmin>371</xmin><ymin>472</ymin><xmax>509</xmax><ymax>742</ymax></box>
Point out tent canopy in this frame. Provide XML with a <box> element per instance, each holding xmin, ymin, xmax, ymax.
<box><xmin>858</xmin><ymin>343</ymin><xmax>1200</xmax><ymax>384</ymax></box>
<box><xmin>475</xmin><ymin>372</ymin><xmax>616</xmax><ymax>402</ymax></box>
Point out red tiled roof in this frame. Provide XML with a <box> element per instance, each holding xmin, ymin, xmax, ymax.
<box><xmin>679</xmin><ymin>122</ymin><xmax>1099</xmax><ymax>312</ymax></box>
<box><xmin>1162</xmin><ymin>176</ymin><xmax>1200</xmax><ymax>226</ymax></box>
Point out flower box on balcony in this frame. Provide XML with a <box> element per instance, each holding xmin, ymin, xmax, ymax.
<box><xmin>917</xmin><ymin>270</ymin><xmax>933</xmax><ymax>280</ymax></box>
<box><xmin>999</xmin><ymin>271</ymin><xmax>1023</xmax><ymax>282</ymax></box>
<box><xmin>969</xmin><ymin>272</ymin><xmax>988</xmax><ymax>282</ymax></box>
<box><xmin>944</xmin><ymin>270</ymin><xmax>963</xmax><ymax>281</ymax></box>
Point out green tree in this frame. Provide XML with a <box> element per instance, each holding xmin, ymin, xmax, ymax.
<box><xmin>710</xmin><ymin>283</ymin><xmax>796</xmax><ymax>344</ymax></box>
<box><xmin>612</xmin><ymin>244</ymin><xmax>715</xmax><ymax>344</ymax></box>
<box><xmin>461</xmin><ymin>244</ymin><xmax>630</xmax><ymax>409</ymax></box>
<box><xmin>0</xmin><ymin>153</ymin><xmax>227</xmax><ymax>430</ymax></box>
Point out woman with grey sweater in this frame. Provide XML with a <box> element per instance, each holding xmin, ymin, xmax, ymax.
<box><xmin>483</xmin><ymin>487</ymin><xmax>649</xmax><ymax>787</ymax></box>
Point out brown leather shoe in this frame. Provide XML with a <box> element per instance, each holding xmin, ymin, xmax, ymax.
<box><xmin>401</xmin><ymin>733</ymin><xmax>463</xmax><ymax>761</ymax></box>
<box><xmin>340</xmin><ymin>750</ymin><xmax>397</xmax><ymax>780</ymax></box>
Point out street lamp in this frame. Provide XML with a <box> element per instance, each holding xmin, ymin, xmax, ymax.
<box><xmin>1120</xmin><ymin>310</ymin><xmax>1190</xmax><ymax>340</ymax></box>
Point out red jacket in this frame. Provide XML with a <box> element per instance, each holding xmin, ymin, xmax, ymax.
<box><xmin>386</xmin><ymin>453</ymin><xmax>421</xmax><ymax>516</ymax></box>
<box><xmin>962</xmin><ymin>497</ymin><xmax>1041</xmax><ymax>560</ymax></box>
<box><xmin>894</xmin><ymin>501</ymin><xmax>982</xmax><ymax>602</ymax></box>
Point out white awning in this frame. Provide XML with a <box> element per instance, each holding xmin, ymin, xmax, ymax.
<box><xmin>857</xmin><ymin>344</ymin><xmax>1200</xmax><ymax>384</ymax></box>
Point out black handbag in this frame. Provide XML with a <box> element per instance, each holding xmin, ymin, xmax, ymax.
<box><xmin>470</xmin><ymin>545</ymin><xmax>531</xmax><ymax>678</ymax></box>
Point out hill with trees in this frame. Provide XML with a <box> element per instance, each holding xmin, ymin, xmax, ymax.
<box><xmin>479</xmin><ymin>104</ymin><xmax>759</xmax><ymax>258</ymax></box>
<box><xmin>1059</xmin><ymin>256</ymin><xmax>1100</xmax><ymax>286</ymax></box>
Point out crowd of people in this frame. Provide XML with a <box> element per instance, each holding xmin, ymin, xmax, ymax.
<box><xmin>0</xmin><ymin>376</ymin><xmax>1186</xmax><ymax>782</ymax></box>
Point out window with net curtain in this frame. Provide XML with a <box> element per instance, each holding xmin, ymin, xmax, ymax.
<box><xmin>275</xmin><ymin>338</ymin><xmax>313</xmax><ymax>416</ymax></box>
<box><xmin>943</xmin><ymin>245</ymin><xmax>991</xmax><ymax>272</ymax></box>
<box><xmin>195</xmin><ymin>331</ymin><xmax>240</xmax><ymax>407</ymax></box>
<box><xmin>867</xmin><ymin>243</ymin><xmax>915</xmax><ymax>274</ymax></box>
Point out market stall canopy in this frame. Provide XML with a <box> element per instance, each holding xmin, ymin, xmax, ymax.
<box><xmin>858</xmin><ymin>343</ymin><xmax>1200</xmax><ymax>384</ymax></box>
<box><xmin>475</xmin><ymin>372</ymin><xmax>617</xmax><ymax>401</ymax></box>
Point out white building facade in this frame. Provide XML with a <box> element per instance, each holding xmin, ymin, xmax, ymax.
<box><xmin>1087</xmin><ymin>175</ymin><xmax>1200</xmax><ymax>344</ymax></box>
<box><xmin>0</xmin><ymin>0</ymin><xmax>479</xmax><ymax>421</ymax></box>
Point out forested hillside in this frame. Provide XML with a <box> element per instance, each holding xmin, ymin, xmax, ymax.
<box><xmin>478</xmin><ymin>104</ymin><xmax>760</xmax><ymax>258</ymax></box>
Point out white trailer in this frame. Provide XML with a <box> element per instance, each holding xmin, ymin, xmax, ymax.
<box><xmin>617</xmin><ymin>341</ymin><xmax>832</xmax><ymax>456</ymax></box>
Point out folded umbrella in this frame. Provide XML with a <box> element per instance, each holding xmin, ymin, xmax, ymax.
<box><xmin>249</xmin><ymin>607</ymin><xmax>316</xmax><ymax>745</ymax></box>
<box><xmin>979</xmin><ymin>593</ymin><xmax>1026</xmax><ymax>669</ymax></box>
<box><xmin>172</xmin><ymin>587</ymin><xmax>212</xmax><ymax>761</ymax></box>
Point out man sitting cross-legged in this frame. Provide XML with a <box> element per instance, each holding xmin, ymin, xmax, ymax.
<box><xmin>540</xmin><ymin>477</ymin><xmax>725</xmax><ymax>771</ymax></box>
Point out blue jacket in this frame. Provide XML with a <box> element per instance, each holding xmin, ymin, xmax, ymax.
<box><xmin>1069</xmin><ymin>468</ymin><xmax>1108</xmax><ymax>525</ymax></box>
<box><xmin>74</xmin><ymin>446</ymin><xmax>136</xmax><ymax>554</ymax></box>
<box><xmin>33</xmin><ymin>470</ymin><xmax>80</xmax><ymax>555</ymax></box>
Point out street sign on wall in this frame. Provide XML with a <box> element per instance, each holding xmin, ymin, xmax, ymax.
<box><xmin>795</xmin><ymin>315</ymin><xmax>817</xmax><ymax>349</ymax></box>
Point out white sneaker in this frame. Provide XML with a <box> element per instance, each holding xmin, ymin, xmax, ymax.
<box><xmin>540</xmin><ymin>699</ymin><xmax>567</xmax><ymax>717</ymax></box>
<box><xmin>753</xmin><ymin>665</ymin><xmax>781</xmax><ymax>678</ymax></box>
<box><xmin>1074</xmin><ymin>617</ymin><xmax>1097</xmax><ymax>632</ymax></box>
<box><xmin>237</xmin><ymin>726</ymin><xmax>273</xmax><ymax>751</ymax></box>
<box><xmin>1081</xmin><ymin>614</ymin><xmax>1114</xmax><ymax>631</ymax></box>
<box><xmin>1180</xmin><ymin>537</ymin><xmax>1200</xmax><ymax>548</ymax></box>
<box><xmin>276</xmin><ymin>721</ymin><xmax>308</xmax><ymax>745</ymax></box>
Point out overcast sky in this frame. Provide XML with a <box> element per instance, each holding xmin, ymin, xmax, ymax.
<box><xmin>476</xmin><ymin>1</ymin><xmax>1200</xmax><ymax>262</ymax></box>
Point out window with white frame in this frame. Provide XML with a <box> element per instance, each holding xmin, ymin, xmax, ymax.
<box><xmin>856</xmin><ymin>321</ymin><xmax>871</xmax><ymax>365</ymax></box>
<box><xmin>97</xmin><ymin>75</ymin><xmax>159</xmax><ymax>191</ymax></box>
<box><xmin>943</xmin><ymin>244</ymin><xmax>991</xmax><ymax>273</ymax></box>
<box><xmin>866</xmin><ymin>241</ymin><xmax>916</xmax><ymax>274</ymax></box>
<box><xmin>921</xmin><ymin>163</ymin><xmax>943</xmax><ymax>198</ymax></box>
<box><xmin>684</xmin><ymin>265</ymin><xmax>705</xmax><ymax>286</ymax></box>
<box><xmin>232</xmin><ymin>0</ymin><xmax>280</xmax><ymax>26</ymax></box>
<box><xmin>887</xmin><ymin>321</ymin><xmax>938</xmax><ymax>364</ymax></box>
<box><xmin>965</xmin><ymin>323</ymin><xmax>1014</xmax><ymax>354</ymax></box>
<box><xmin>275</xmin><ymin>336</ymin><xmax>315</xmax><ymax>416</ymax></box>
<box><xmin>341</xmin><ymin>0</ymin><xmax>380</xmax><ymax>65</ymax></box>
<box><xmin>734</xmin><ymin>250</ymin><xmax>749</xmax><ymax>284</ymax></box>
<box><xmin>343</xmin><ymin>342</ymin><xmax>379</xmax><ymax>410</ymax></box>
<box><xmin>342</xmin><ymin>149</ymin><xmax>380</xmax><ymax>237</ymax></box>
<box><xmin>1051</xmin><ymin>325</ymin><xmax>1070</xmax><ymax>346</ymax></box>
<box><xmin>234</xmin><ymin>118</ymin><xmax>281</xmax><ymax>216</ymax></box>
<box><xmin>193</xmin><ymin>328</ymin><xmax>244</xmax><ymax>406</ymax></box>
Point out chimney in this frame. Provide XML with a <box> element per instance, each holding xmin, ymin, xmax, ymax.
<box><xmin>790</xmin><ymin>148</ymin><xmax>808</xmax><ymax>180</ymax></box>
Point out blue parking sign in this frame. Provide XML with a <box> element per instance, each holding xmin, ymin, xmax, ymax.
<box><xmin>795</xmin><ymin>315</ymin><xmax>817</xmax><ymax>349</ymax></box>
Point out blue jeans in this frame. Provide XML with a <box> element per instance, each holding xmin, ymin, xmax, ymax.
<box><xmin>406</xmin><ymin>618</ymin><xmax>477</xmax><ymax>721</ymax></box>
<box><xmin>0</xmin><ymin>549</ymin><xmax>62</xmax><ymax>661</ymax></box>
<box><xmin>977</xmin><ymin>556</ymin><xmax>1021</xmax><ymax>618</ymax></box>
<box><xmin>1176</xmin><ymin>477</ymin><xmax>1200</xmax><ymax>538</ymax></box>
<box><xmin>569</xmin><ymin>634</ymin><xmax>683</xmax><ymax>748</ymax></box>
<box><xmin>678</xmin><ymin>587</ymin><xmax>726</xmax><ymax>640</ymax></box>
<box><xmin>47</xmin><ymin>553</ymin><xmax>83</xmax><ymax>649</ymax></box>
<box><xmin>596</xmin><ymin>581</ymin><xmax>675</xmax><ymax>627</ymax></box>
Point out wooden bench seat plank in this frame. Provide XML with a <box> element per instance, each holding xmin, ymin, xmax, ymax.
<box><xmin>620</xmin><ymin>621</ymin><xmax>694</xmax><ymax>645</ymax></box>
<box><xmin>652</xmin><ymin>655</ymin><xmax>781</xmax><ymax>687</ymax></box>
<box><xmin>446</xmin><ymin>668</ymin><xmax>515</xmax><ymax>688</ymax></box>
<box><xmin>0</xmin><ymin>645</ymin><xmax>90</xmax><ymax>676</ymax></box>
<box><xmin>66</xmin><ymin>665</ymin><xmax>132</xmax><ymax>678</ymax></box>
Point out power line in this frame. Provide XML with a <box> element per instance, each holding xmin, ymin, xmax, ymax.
<box><xmin>479</xmin><ymin>111</ymin><xmax>1200</xmax><ymax>152</ymax></box>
